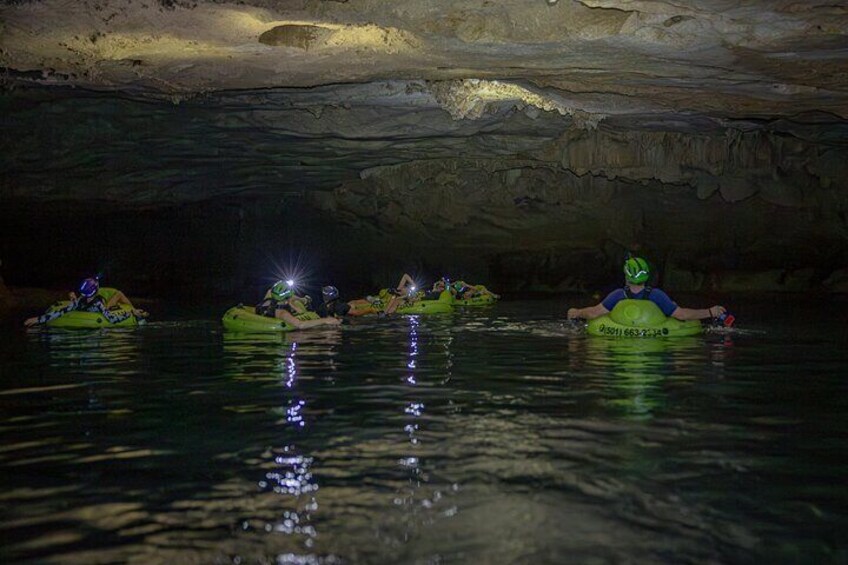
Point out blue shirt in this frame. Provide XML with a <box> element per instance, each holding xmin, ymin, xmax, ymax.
<box><xmin>601</xmin><ymin>287</ymin><xmax>678</xmax><ymax>317</ymax></box>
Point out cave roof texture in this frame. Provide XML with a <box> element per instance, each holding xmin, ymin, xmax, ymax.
<box><xmin>1</xmin><ymin>1</ymin><xmax>848</xmax><ymax>264</ymax></box>
<box><xmin>2</xmin><ymin>0</ymin><xmax>848</xmax><ymax>201</ymax></box>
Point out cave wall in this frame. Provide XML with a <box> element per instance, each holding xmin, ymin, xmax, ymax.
<box><xmin>2</xmin><ymin>84</ymin><xmax>848</xmax><ymax>297</ymax></box>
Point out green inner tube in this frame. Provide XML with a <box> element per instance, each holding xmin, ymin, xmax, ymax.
<box><xmin>45</xmin><ymin>302</ymin><xmax>138</xmax><ymax>329</ymax></box>
<box><xmin>222</xmin><ymin>305</ymin><xmax>320</xmax><ymax>332</ymax></box>
<box><xmin>587</xmin><ymin>299</ymin><xmax>702</xmax><ymax>338</ymax></box>
<box><xmin>453</xmin><ymin>293</ymin><xmax>497</xmax><ymax>307</ymax></box>
<box><xmin>350</xmin><ymin>289</ymin><xmax>454</xmax><ymax>315</ymax></box>
<box><xmin>393</xmin><ymin>290</ymin><xmax>454</xmax><ymax>314</ymax></box>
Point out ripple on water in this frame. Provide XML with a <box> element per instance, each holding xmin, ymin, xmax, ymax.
<box><xmin>0</xmin><ymin>300</ymin><xmax>846</xmax><ymax>562</ymax></box>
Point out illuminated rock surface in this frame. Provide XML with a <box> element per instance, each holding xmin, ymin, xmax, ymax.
<box><xmin>1</xmin><ymin>0</ymin><xmax>847</xmax><ymax>292</ymax></box>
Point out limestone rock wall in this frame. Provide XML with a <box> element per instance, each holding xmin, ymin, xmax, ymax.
<box><xmin>1</xmin><ymin>84</ymin><xmax>847</xmax><ymax>294</ymax></box>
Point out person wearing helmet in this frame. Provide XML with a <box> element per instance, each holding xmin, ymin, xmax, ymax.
<box><xmin>256</xmin><ymin>280</ymin><xmax>307</xmax><ymax>316</ymax></box>
<box><xmin>23</xmin><ymin>277</ymin><xmax>145</xmax><ymax>327</ymax></box>
<box><xmin>383</xmin><ymin>273</ymin><xmax>420</xmax><ymax>315</ymax></box>
<box><xmin>566</xmin><ymin>256</ymin><xmax>727</xmax><ymax>321</ymax></box>
<box><xmin>450</xmin><ymin>280</ymin><xmax>475</xmax><ymax>300</ymax></box>
<box><xmin>423</xmin><ymin>277</ymin><xmax>449</xmax><ymax>300</ymax></box>
<box><xmin>316</xmin><ymin>285</ymin><xmax>351</xmax><ymax>318</ymax></box>
<box><xmin>256</xmin><ymin>280</ymin><xmax>340</xmax><ymax>329</ymax></box>
<box><xmin>450</xmin><ymin>280</ymin><xmax>499</xmax><ymax>300</ymax></box>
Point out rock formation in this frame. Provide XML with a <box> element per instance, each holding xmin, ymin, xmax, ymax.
<box><xmin>1</xmin><ymin>0</ymin><xmax>847</xmax><ymax>293</ymax></box>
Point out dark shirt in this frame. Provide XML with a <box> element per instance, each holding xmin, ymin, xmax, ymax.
<box><xmin>317</xmin><ymin>300</ymin><xmax>350</xmax><ymax>318</ymax></box>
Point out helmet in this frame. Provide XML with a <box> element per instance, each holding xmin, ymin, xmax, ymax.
<box><xmin>270</xmin><ymin>280</ymin><xmax>293</xmax><ymax>301</ymax></box>
<box><xmin>623</xmin><ymin>257</ymin><xmax>651</xmax><ymax>284</ymax></box>
<box><xmin>322</xmin><ymin>285</ymin><xmax>339</xmax><ymax>302</ymax></box>
<box><xmin>452</xmin><ymin>281</ymin><xmax>466</xmax><ymax>292</ymax></box>
<box><xmin>79</xmin><ymin>277</ymin><xmax>99</xmax><ymax>298</ymax></box>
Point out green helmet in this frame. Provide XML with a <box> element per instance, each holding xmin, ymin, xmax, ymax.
<box><xmin>623</xmin><ymin>257</ymin><xmax>651</xmax><ymax>284</ymax></box>
<box><xmin>270</xmin><ymin>280</ymin><xmax>293</xmax><ymax>300</ymax></box>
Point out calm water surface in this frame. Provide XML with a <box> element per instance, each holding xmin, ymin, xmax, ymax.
<box><xmin>1</xmin><ymin>299</ymin><xmax>846</xmax><ymax>563</ymax></box>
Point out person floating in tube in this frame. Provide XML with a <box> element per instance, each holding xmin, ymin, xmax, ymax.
<box><xmin>256</xmin><ymin>280</ymin><xmax>340</xmax><ymax>329</ymax></box>
<box><xmin>24</xmin><ymin>277</ymin><xmax>147</xmax><ymax>327</ymax></box>
<box><xmin>383</xmin><ymin>273</ymin><xmax>420</xmax><ymax>315</ymax></box>
<box><xmin>450</xmin><ymin>280</ymin><xmax>499</xmax><ymax>301</ymax></box>
<box><xmin>346</xmin><ymin>273</ymin><xmax>420</xmax><ymax>316</ymax></box>
<box><xmin>316</xmin><ymin>285</ymin><xmax>351</xmax><ymax>318</ymax></box>
<box><xmin>566</xmin><ymin>256</ymin><xmax>731</xmax><ymax>324</ymax></box>
<box><xmin>422</xmin><ymin>277</ymin><xmax>449</xmax><ymax>300</ymax></box>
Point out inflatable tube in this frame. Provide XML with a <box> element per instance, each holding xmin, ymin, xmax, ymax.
<box><xmin>453</xmin><ymin>294</ymin><xmax>496</xmax><ymax>306</ymax></box>
<box><xmin>453</xmin><ymin>286</ymin><xmax>497</xmax><ymax>307</ymax></box>
<box><xmin>45</xmin><ymin>303</ymin><xmax>138</xmax><ymax>328</ymax></box>
<box><xmin>348</xmin><ymin>289</ymin><xmax>454</xmax><ymax>315</ymax></box>
<box><xmin>587</xmin><ymin>299</ymin><xmax>702</xmax><ymax>338</ymax></box>
<box><xmin>394</xmin><ymin>290</ymin><xmax>454</xmax><ymax>314</ymax></box>
<box><xmin>348</xmin><ymin>301</ymin><xmax>380</xmax><ymax>317</ymax></box>
<box><xmin>221</xmin><ymin>305</ymin><xmax>320</xmax><ymax>332</ymax></box>
<box><xmin>347</xmin><ymin>290</ymin><xmax>390</xmax><ymax>317</ymax></box>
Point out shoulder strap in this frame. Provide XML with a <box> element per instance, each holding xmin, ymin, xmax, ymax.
<box><xmin>624</xmin><ymin>286</ymin><xmax>652</xmax><ymax>299</ymax></box>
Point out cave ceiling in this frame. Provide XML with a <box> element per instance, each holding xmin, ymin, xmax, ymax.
<box><xmin>1</xmin><ymin>0</ymin><xmax>848</xmax><ymax>211</ymax></box>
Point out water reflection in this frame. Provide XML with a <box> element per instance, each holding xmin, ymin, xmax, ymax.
<box><xmin>402</xmin><ymin>315</ymin><xmax>422</xmax><ymax>457</ymax></box>
<box><xmin>2</xmin><ymin>301</ymin><xmax>845</xmax><ymax>563</ymax></box>
<box><xmin>570</xmin><ymin>336</ymin><xmax>705</xmax><ymax>419</ymax></box>
<box><xmin>223</xmin><ymin>330</ymin><xmax>326</xmax><ymax>554</ymax></box>
<box><xmin>31</xmin><ymin>327</ymin><xmax>142</xmax><ymax>369</ymax></box>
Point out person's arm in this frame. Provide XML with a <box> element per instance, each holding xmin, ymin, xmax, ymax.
<box><xmin>477</xmin><ymin>285</ymin><xmax>499</xmax><ymax>299</ymax></box>
<box><xmin>385</xmin><ymin>295</ymin><xmax>402</xmax><ymax>315</ymax></box>
<box><xmin>105</xmin><ymin>290</ymin><xmax>133</xmax><ymax>309</ymax></box>
<box><xmin>24</xmin><ymin>299</ymin><xmax>78</xmax><ymax>327</ymax></box>
<box><xmin>568</xmin><ymin>289</ymin><xmax>621</xmax><ymax>320</ymax></box>
<box><xmin>277</xmin><ymin>309</ymin><xmax>341</xmax><ymax>328</ymax></box>
<box><xmin>93</xmin><ymin>299</ymin><xmax>132</xmax><ymax>324</ymax></box>
<box><xmin>671</xmin><ymin>305</ymin><xmax>726</xmax><ymax>321</ymax></box>
<box><xmin>106</xmin><ymin>290</ymin><xmax>147</xmax><ymax>318</ymax></box>
<box><xmin>288</xmin><ymin>298</ymin><xmax>308</xmax><ymax>315</ymax></box>
<box><xmin>567</xmin><ymin>303</ymin><xmax>609</xmax><ymax>320</ymax></box>
<box><xmin>395</xmin><ymin>273</ymin><xmax>415</xmax><ymax>292</ymax></box>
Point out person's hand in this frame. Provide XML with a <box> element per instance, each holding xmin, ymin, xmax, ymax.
<box><xmin>327</xmin><ymin>317</ymin><xmax>342</xmax><ymax>325</ymax></box>
<box><xmin>708</xmin><ymin>306</ymin><xmax>726</xmax><ymax>318</ymax></box>
<box><xmin>23</xmin><ymin>317</ymin><xmax>38</xmax><ymax>327</ymax></box>
<box><xmin>132</xmin><ymin>309</ymin><xmax>149</xmax><ymax>319</ymax></box>
<box><xmin>567</xmin><ymin>308</ymin><xmax>580</xmax><ymax>319</ymax></box>
<box><xmin>68</xmin><ymin>292</ymin><xmax>77</xmax><ymax>301</ymax></box>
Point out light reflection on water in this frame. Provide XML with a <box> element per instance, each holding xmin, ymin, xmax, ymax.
<box><xmin>0</xmin><ymin>301</ymin><xmax>846</xmax><ymax>563</ymax></box>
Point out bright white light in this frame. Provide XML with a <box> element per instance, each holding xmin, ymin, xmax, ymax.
<box><xmin>286</xmin><ymin>279</ymin><xmax>295</xmax><ymax>287</ymax></box>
